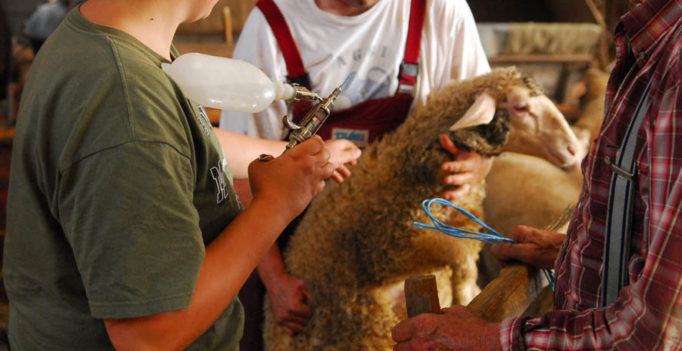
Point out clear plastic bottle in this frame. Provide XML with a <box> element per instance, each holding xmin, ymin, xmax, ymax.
<box><xmin>161</xmin><ymin>53</ymin><xmax>296</xmax><ymax>112</ymax></box>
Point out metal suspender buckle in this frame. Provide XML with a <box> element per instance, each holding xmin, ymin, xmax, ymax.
<box><xmin>398</xmin><ymin>62</ymin><xmax>419</xmax><ymax>79</ymax></box>
<box><xmin>398</xmin><ymin>62</ymin><xmax>419</xmax><ymax>95</ymax></box>
<box><xmin>603</xmin><ymin>155</ymin><xmax>635</xmax><ymax>179</ymax></box>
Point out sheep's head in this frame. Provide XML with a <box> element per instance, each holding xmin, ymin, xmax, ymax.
<box><xmin>447</xmin><ymin>75</ymin><xmax>581</xmax><ymax>170</ymax></box>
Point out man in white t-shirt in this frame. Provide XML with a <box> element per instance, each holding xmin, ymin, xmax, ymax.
<box><xmin>219</xmin><ymin>1</ymin><xmax>492</xmax><ymax>349</ymax></box>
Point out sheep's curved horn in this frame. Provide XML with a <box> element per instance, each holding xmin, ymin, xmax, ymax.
<box><xmin>449</xmin><ymin>93</ymin><xmax>496</xmax><ymax>131</ymax></box>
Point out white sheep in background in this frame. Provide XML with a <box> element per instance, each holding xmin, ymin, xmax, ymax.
<box><xmin>264</xmin><ymin>67</ymin><xmax>581</xmax><ymax>351</ymax></box>
<box><xmin>483</xmin><ymin>68</ymin><xmax>610</xmax><ymax>236</ymax></box>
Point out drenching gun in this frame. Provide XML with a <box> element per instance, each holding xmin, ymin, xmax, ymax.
<box><xmin>282</xmin><ymin>78</ymin><xmax>349</xmax><ymax>150</ymax></box>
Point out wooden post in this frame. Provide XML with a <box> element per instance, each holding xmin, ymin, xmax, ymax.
<box><xmin>222</xmin><ymin>6</ymin><xmax>234</xmax><ymax>48</ymax></box>
<box><xmin>404</xmin><ymin>275</ymin><xmax>441</xmax><ymax>317</ymax></box>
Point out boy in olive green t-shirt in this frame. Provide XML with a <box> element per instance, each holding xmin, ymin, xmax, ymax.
<box><xmin>3</xmin><ymin>0</ymin><xmax>359</xmax><ymax>349</ymax></box>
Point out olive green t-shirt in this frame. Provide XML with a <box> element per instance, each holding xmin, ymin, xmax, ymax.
<box><xmin>4</xmin><ymin>7</ymin><xmax>243</xmax><ymax>350</ymax></box>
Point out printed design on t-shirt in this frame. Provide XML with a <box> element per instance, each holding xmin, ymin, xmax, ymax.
<box><xmin>340</xmin><ymin>68</ymin><xmax>392</xmax><ymax>106</ymax></box>
<box><xmin>195</xmin><ymin>105</ymin><xmax>212</xmax><ymax>136</ymax></box>
<box><xmin>210</xmin><ymin>159</ymin><xmax>229</xmax><ymax>204</ymax></box>
<box><xmin>332</xmin><ymin>44</ymin><xmax>395</xmax><ymax>108</ymax></box>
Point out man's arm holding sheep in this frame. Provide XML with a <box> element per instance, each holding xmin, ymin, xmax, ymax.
<box><xmin>259</xmin><ymin>245</ymin><xmax>312</xmax><ymax>336</ymax></box>
<box><xmin>439</xmin><ymin>134</ymin><xmax>494</xmax><ymax>201</ymax></box>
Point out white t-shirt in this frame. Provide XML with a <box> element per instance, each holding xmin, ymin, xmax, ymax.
<box><xmin>219</xmin><ymin>0</ymin><xmax>490</xmax><ymax>140</ymax></box>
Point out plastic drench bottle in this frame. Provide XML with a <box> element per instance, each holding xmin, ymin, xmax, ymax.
<box><xmin>161</xmin><ymin>53</ymin><xmax>296</xmax><ymax>112</ymax></box>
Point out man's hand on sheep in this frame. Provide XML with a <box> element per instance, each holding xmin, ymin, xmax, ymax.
<box><xmin>248</xmin><ymin>136</ymin><xmax>334</xmax><ymax>221</ymax></box>
<box><xmin>392</xmin><ymin>305</ymin><xmax>501</xmax><ymax>351</ymax></box>
<box><xmin>438</xmin><ymin>134</ymin><xmax>494</xmax><ymax>201</ymax></box>
<box><xmin>489</xmin><ymin>225</ymin><xmax>566</xmax><ymax>269</ymax></box>
<box><xmin>266</xmin><ymin>272</ymin><xmax>313</xmax><ymax>336</ymax></box>
<box><xmin>323</xmin><ymin>139</ymin><xmax>362</xmax><ymax>183</ymax></box>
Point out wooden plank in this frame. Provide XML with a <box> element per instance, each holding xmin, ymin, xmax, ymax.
<box><xmin>467</xmin><ymin>264</ymin><xmax>547</xmax><ymax>322</ymax></box>
<box><xmin>174</xmin><ymin>42</ymin><xmax>233</xmax><ymax>58</ymax></box>
<box><xmin>521</xmin><ymin>285</ymin><xmax>554</xmax><ymax>318</ymax></box>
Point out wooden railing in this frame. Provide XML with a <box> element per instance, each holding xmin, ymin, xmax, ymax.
<box><xmin>468</xmin><ymin>264</ymin><xmax>552</xmax><ymax>322</ymax></box>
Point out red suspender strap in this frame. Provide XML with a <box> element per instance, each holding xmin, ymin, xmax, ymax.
<box><xmin>397</xmin><ymin>0</ymin><xmax>426</xmax><ymax>95</ymax></box>
<box><xmin>256</xmin><ymin>0</ymin><xmax>311</xmax><ymax>88</ymax></box>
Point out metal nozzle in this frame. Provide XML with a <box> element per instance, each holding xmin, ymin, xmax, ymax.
<box><xmin>290</xmin><ymin>85</ymin><xmax>322</xmax><ymax>103</ymax></box>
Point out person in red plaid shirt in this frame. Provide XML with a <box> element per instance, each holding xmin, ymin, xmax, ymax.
<box><xmin>391</xmin><ymin>0</ymin><xmax>682</xmax><ymax>349</ymax></box>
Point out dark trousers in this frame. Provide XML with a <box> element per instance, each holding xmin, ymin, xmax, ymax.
<box><xmin>238</xmin><ymin>270</ymin><xmax>266</xmax><ymax>351</ymax></box>
<box><xmin>238</xmin><ymin>207</ymin><xmax>304</xmax><ymax>351</ymax></box>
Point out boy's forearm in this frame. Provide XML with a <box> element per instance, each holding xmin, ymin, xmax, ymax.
<box><xmin>105</xmin><ymin>197</ymin><xmax>292</xmax><ymax>350</ymax></box>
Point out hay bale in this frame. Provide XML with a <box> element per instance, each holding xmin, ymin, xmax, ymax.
<box><xmin>504</xmin><ymin>23</ymin><xmax>602</xmax><ymax>55</ymax></box>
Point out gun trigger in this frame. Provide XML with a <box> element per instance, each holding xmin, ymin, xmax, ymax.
<box><xmin>282</xmin><ymin>115</ymin><xmax>301</xmax><ymax>130</ymax></box>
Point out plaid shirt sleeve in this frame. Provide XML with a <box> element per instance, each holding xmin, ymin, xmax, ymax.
<box><xmin>499</xmin><ymin>57</ymin><xmax>682</xmax><ymax>351</ymax></box>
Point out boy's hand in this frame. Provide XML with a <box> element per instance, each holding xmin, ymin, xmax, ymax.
<box><xmin>248</xmin><ymin>136</ymin><xmax>334</xmax><ymax>220</ymax></box>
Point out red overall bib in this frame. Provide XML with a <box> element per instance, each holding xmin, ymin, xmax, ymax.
<box><xmin>257</xmin><ymin>0</ymin><xmax>426</xmax><ymax>145</ymax></box>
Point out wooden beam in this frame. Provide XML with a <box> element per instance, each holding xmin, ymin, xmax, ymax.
<box><xmin>584</xmin><ymin>0</ymin><xmax>607</xmax><ymax>30</ymax></box>
<box><xmin>489</xmin><ymin>54</ymin><xmax>594</xmax><ymax>64</ymax></box>
<box><xmin>467</xmin><ymin>264</ymin><xmax>548</xmax><ymax>323</ymax></box>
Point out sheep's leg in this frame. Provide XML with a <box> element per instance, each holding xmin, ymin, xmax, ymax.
<box><xmin>264</xmin><ymin>289</ymin><xmax>393</xmax><ymax>351</ymax></box>
<box><xmin>263</xmin><ymin>297</ymin><xmax>303</xmax><ymax>351</ymax></box>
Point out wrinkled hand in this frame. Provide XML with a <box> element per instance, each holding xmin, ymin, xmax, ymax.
<box><xmin>267</xmin><ymin>272</ymin><xmax>313</xmax><ymax>336</ymax></box>
<box><xmin>392</xmin><ymin>306</ymin><xmax>501</xmax><ymax>351</ymax></box>
<box><xmin>489</xmin><ymin>225</ymin><xmax>566</xmax><ymax>269</ymax></box>
<box><xmin>438</xmin><ymin>134</ymin><xmax>493</xmax><ymax>201</ymax></box>
<box><xmin>248</xmin><ymin>136</ymin><xmax>334</xmax><ymax>220</ymax></box>
<box><xmin>323</xmin><ymin>139</ymin><xmax>362</xmax><ymax>183</ymax></box>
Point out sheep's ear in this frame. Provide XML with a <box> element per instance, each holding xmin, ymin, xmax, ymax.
<box><xmin>449</xmin><ymin>93</ymin><xmax>496</xmax><ymax>131</ymax></box>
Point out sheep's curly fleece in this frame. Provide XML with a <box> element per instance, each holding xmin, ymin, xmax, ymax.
<box><xmin>264</xmin><ymin>67</ymin><xmax>542</xmax><ymax>351</ymax></box>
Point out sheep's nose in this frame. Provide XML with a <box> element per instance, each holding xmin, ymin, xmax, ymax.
<box><xmin>567</xmin><ymin>145</ymin><xmax>577</xmax><ymax>156</ymax></box>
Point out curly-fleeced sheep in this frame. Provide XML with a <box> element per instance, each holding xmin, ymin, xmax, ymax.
<box><xmin>264</xmin><ymin>67</ymin><xmax>581</xmax><ymax>351</ymax></box>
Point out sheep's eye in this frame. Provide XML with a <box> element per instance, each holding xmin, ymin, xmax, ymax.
<box><xmin>513</xmin><ymin>105</ymin><xmax>529</xmax><ymax>113</ymax></box>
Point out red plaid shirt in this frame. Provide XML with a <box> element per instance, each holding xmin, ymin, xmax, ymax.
<box><xmin>501</xmin><ymin>0</ymin><xmax>682</xmax><ymax>349</ymax></box>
